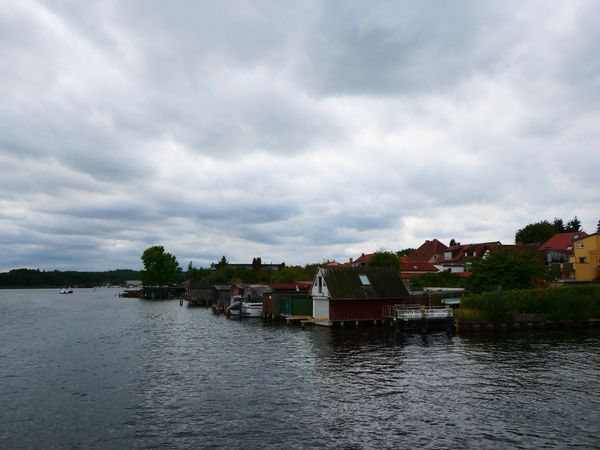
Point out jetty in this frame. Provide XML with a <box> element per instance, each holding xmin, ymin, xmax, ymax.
<box><xmin>384</xmin><ymin>304</ymin><xmax>455</xmax><ymax>334</ymax></box>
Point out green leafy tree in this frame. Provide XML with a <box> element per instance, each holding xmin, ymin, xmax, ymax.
<box><xmin>515</xmin><ymin>220</ymin><xmax>557</xmax><ymax>244</ymax></box>
<box><xmin>566</xmin><ymin>216</ymin><xmax>582</xmax><ymax>232</ymax></box>
<box><xmin>409</xmin><ymin>272</ymin><xmax>465</xmax><ymax>290</ymax></box>
<box><xmin>140</xmin><ymin>246</ymin><xmax>181</xmax><ymax>286</ymax></box>
<box><xmin>367</xmin><ymin>250</ymin><xmax>400</xmax><ymax>271</ymax></box>
<box><xmin>553</xmin><ymin>217</ymin><xmax>565</xmax><ymax>233</ymax></box>
<box><xmin>466</xmin><ymin>248</ymin><xmax>547</xmax><ymax>294</ymax></box>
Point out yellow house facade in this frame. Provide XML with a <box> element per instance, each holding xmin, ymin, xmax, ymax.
<box><xmin>573</xmin><ymin>233</ymin><xmax>600</xmax><ymax>281</ymax></box>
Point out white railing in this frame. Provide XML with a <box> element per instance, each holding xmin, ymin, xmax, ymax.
<box><xmin>386</xmin><ymin>305</ymin><xmax>453</xmax><ymax>321</ymax></box>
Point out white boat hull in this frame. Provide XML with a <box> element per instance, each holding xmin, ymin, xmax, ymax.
<box><xmin>241</xmin><ymin>302</ymin><xmax>262</xmax><ymax>317</ymax></box>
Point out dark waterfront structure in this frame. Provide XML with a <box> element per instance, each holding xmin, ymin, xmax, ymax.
<box><xmin>311</xmin><ymin>266</ymin><xmax>411</xmax><ymax>326</ymax></box>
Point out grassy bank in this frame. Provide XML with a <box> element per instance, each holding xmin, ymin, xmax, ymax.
<box><xmin>456</xmin><ymin>285</ymin><xmax>600</xmax><ymax>322</ymax></box>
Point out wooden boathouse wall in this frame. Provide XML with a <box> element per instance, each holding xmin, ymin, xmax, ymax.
<box><xmin>329</xmin><ymin>298</ymin><xmax>407</xmax><ymax>322</ymax></box>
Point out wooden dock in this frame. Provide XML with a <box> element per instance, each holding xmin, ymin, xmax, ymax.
<box><xmin>384</xmin><ymin>304</ymin><xmax>455</xmax><ymax>334</ymax></box>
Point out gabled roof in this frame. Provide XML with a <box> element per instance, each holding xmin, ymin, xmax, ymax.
<box><xmin>318</xmin><ymin>266</ymin><xmax>410</xmax><ymax>300</ymax></box>
<box><xmin>540</xmin><ymin>232</ymin><xmax>588</xmax><ymax>253</ymax></box>
<box><xmin>406</xmin><ymin>239</ymin><xmax>448</xmax><ymax>262</ymax></box>
<box><xmin>267</xmin><ymin>282</ymin><xmax>311</xmax><ymax>292</ymax></box>
<box><xmin>352</xmin><ymin>253</ymin><xmax>374</xmax><ymax>266</ymax></box>
<box><xmin>441</xmin><ymin>242</ymin><xmax>501</xmax><ymax>263</ymax></box>
<box><xmin>399</xmin><ymin>257</ymin><xmax>439</xmax><ymax>273</ymax></box>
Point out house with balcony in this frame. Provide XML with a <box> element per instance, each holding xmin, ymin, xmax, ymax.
<box><xmin>539</xmin><ymin>232</ymin><xmax>587</xmax><ymax>264</ymax></box>
<box><xmin>436</xmin><ymin>242</ymin><xmax>501</xmax><ymax>273</ymax></box>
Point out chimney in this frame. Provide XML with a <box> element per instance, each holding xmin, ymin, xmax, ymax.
<box><xmin>349</xmin><ymin>257</ymin><xmax>353</xmax><ymax>264</ymax></box>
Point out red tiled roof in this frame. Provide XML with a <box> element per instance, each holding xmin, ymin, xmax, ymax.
<box><xmin>352</xmin><ymin>253</ymin><xmax>374</xmax><ymax>266</ymax></box>
<box><xmin>267</xmin><ymin>282</ymin><xmax>311</xmax><ymax>292</ymax></box>
<box><xmin>399</xmin><ymin>257</ymin><xmax>439</xmax><ymax>273</ymax></box>
<box><xmin>440</xmin><ymin>242</ymin><xmax>501</xmax><ymax>263</ymax></box>
<box><xmin>539</xmin><ymin>232</ymin><xmax>588</xmax><ymax>253</ymax></box>
<box><xmin>406</xmin><ymin>239</ymin><xmax>448</xmax><ymax>263</ymax></box>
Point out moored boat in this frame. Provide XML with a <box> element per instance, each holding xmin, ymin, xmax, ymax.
<box><xmin>240</xmin><ymin>285</ymin><xmax>273</xmax><ymax>318</ymax></box>
<box><xmin>226</xmin><ymin>295</ymin><xmax>243</xmax><ymax>317</ymax></box>
<box><xmin>241</xmin><ymin>299</ymin><xmax>263</xmax><ymax>317</ymax></box>
<box><xmin>59</xmin><ymin>287</ymin><xmax>73</xmax><ymax>294</ymax></box>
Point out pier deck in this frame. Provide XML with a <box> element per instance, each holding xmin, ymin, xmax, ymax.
<box><xmin>384</xmin><ymin>304</ymin><xmax>455</xmax><ymax>334</ymax></box>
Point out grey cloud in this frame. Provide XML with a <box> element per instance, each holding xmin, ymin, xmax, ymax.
<box><xmin>1</xmin><ymin>1</ymin><xmax>599</xmax><ymax>271</ymax></box>
<box><xmin>303</xmin><ymin>1</ymin><xmax>504</xmax><ymax>96</ymax></box>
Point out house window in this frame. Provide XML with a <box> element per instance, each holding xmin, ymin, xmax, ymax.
<box><xmin>579</xmin><ymin>257</ymin><xmax>587</xmax><ymax>263</ymax></box>
<box><xmin>577</xmin><ymin>243</ymin><xmax>584</xmax><ymax>249</ymax></box>
<box><xmin>444</xmin><ymin>252</ymin><xmax>452</xmax><ymax>260</ymax></box>
<box><xmin>359</xmin><ymin>274</ymin><xmax>370</xmax><ymax>285</ymax></box>
<box><xmin>318</xmin><ymin>276</ymin><xmax>323</xmax><ymax>294</ymax></box>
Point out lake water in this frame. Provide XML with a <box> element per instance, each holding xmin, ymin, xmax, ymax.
<box><xmin>1</xmin><ymin>288</ymin><xmax>599</xmax><ymax>449</ymax></box>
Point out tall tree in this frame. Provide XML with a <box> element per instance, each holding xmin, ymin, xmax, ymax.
<box><xmin>449</xmin><ymin>238</ymin><xmax>457</xmax><ymax>246</ymax></box>
<box><xmin>217</xmin><ymin>256</ymin><xmax>228</xmax><ymax>268</ymax></box>
<box><xmin>515</xmin><ymin>220</ymin><xmax>556</xmax><ymax>244</ymax></box>
<box><xmin>466</xmin><ymin>248</ymin><xmax>547</xmax><ymax>294</ymax></box>
<box><xmin>553</xmin><ymin>217</ymin><xmax>565</xmax><ymax>233</ymax></box>
<box><xmin>597</xmin><ymin>219</ymin><xmax>600</xmax><ymax>233</ymax></box>
<box><xmin>367</xmin><ymin>250</ymin><xmax>400</xmax><ymax>271</ymax></box>
<box><xmin>140</xmin><ymin>246</ymin><xmax>181</xmax><ymax>286</ymax></box>
<box><xmin>566</xmin><ymin>216</ymin><xmax>582</xmax><ymax>232</ymax></box>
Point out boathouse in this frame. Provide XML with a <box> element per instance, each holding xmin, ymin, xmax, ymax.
<box><xmin>311</xmin><ymin>266</ymin><xmax>410</xmax><ymax>326</ymax></box>
<box><xmin>186</xmin><ymin>283</ymin><xmax>215</xmax><ymax>306</ymax></box>
<box><xmin>262</xmin><ymin>282</ymin><xmax>312</xmax><ymax>320</ymax></box>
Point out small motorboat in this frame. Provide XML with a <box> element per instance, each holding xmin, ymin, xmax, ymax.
<box><xmin>59</xmin><ymin>287</ymin><xmax>73</xmax><ymax>294</ymax></box>
<box><xmin>240</xmin><ymin>285</ymin><xmax>273</xmax><ymax>317</ymax></box>
<box><xmin>226</xmin><ymin>295</ymin><xmax>243</xmax><ymax>317</ymax></box>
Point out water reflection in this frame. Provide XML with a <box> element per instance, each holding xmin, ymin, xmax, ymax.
<box><xmin>1</xmin><ymin>290</ymin><xmax>599</xmax><ymax>449</ymax></box>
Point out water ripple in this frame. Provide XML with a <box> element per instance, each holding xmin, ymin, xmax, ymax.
<box><xmin>1</xmin><ymin>290</ymin><xmax>599</xmax><ymax>449</ymax></box>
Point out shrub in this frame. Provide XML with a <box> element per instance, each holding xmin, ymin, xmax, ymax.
<box><xmin>461</xmin><ymin>285</ymin><xmax>600</xmax><ymax>322</ymax></box>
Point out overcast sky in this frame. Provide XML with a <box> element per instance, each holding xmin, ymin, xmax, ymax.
<box><xmin>1</xmin><ymin>1</ymin><xmax>599</xmax><ymax>271</ymax></box>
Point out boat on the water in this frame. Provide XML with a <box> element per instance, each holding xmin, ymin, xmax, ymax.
<box><xmin>59</xmin><ymin>287</ymin><xmax>73</xmax><ymax>294</ymax></box>
<box><xmin>226</xmin><ymin>295</ymin><xmax>243</xmax><ymax>317</ymax></box>
<box><xmin>240</xmin><ymin>285</ymin><xmax>273</xmax><ymax>317</ymax></box>
<box><xmin>241</xmin><ymin>299</ymin><xmax>263</xmax><ymax>317</ymax></box>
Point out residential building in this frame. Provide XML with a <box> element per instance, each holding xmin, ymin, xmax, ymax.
<box><xmin>406</xmin><ymin>239</ymin><xmax>448</xmax><ymax>264</ymax></box>
<box><xmin>436</xmin><ymin>242</ymin><xmax>501</xmax><ymax>272</ymax></box>
<box><xmin>572</xmin><ymin>233</ymin><xmax>600</xmax><ymax>281</ymax></box>
<box><xmin>399</xmin><ymin>257</ymin><xmax>439</xmax><ymax>279</ymax></box>
<box><xmin>539</xmin><ymin>232</ymin><xmax>587</xmax><ymax>264</ymax></box>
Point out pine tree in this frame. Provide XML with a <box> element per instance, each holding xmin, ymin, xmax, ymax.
<box><xmin>566</xmin><ymin>216</ymin><xmax>582</xmax><ymax>232</ymax></box>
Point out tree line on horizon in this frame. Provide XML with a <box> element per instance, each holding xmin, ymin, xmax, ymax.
<box><xmin>140</xmin><ymin>244</ymin><xmax>549</xmax><ymax>296</ymax></box>
<box><xmin>515</xmin><ymin>216</ymin><xmax>600</xmax><ymax>245</ymax></box>
<box><xmin>0</xmin><ymin>268</ymin><xmax>142</xmax><ymax>288</ymax></box>
<box><xmin>6</xmin><ymin>217</ymin><xmax>595</xmax><ymax>289</ymax></box>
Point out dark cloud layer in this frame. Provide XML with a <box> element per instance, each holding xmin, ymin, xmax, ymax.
<box><xmin>0</xmin><ymin>1</ymin><xmax>599</xmax><ymax>271</ymax></box>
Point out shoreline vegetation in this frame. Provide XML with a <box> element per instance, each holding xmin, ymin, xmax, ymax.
<box><xmin>3</xmin><ymin>260</ymin><xmax>599</xmax><ymax>333</ymax></box>
<box><xmin>0</xmin><ymin>268</ymin><xmax>141</xmax><ymax>288</ymax></box>
<box><xmin>458</xmin><ymin>285</ymin><xmax>600</xmax><ymax>322</ymax></box>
